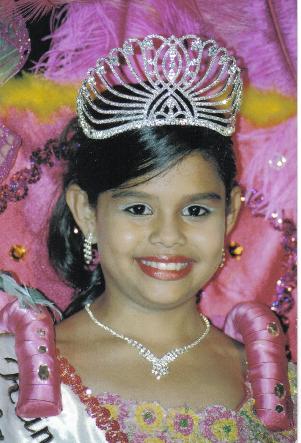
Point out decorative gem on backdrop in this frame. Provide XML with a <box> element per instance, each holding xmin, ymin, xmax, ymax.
<box><xmin>0</xmin><ymin>6</ymin><xmax>30</xmax><ymax>85</ymax></box>
<box><xmin>270</xmin><ymin>211</ymin><xmax>283</xmax><ymax>227</ymax></box>
<box><xmin>9</xmin><ymin>244</ymin><xmax>27</xmax><ymax>261</ymax></box>
<box><xmin>228</xmin><ymin>241</ymin><xmax>244</xmax><ymax>259</ymax></box>
<box><xmin>0</xmin><ymin>123</ymin><xmax>22</xmax><ymax>183</ymax></box>
<box><xmin>268</xmin><ymin>153</ymin><xmax>287</xmax><ymax>170</ymax></box>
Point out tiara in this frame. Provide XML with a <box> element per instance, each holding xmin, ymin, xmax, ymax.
<box><xmin>77</xmin><ymin>34</ymin><xmax>243</xmax><ymax>139</ymax></box>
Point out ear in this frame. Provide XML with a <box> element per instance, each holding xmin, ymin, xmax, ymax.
<box><xmin>225</xmin><ymin>186</ymin><xmax>242</xmax><ymax>235</ymax></box>
<box><xmin>65</xmin><ymin>184</ymin><xmax>97</xmax><ymax>241</ymax></box>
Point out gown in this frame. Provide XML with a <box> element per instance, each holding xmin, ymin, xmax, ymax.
<box><xmin>0</xmin><ymin>334</ymin><xmax>297</xmax><ymax>443</ymax></box>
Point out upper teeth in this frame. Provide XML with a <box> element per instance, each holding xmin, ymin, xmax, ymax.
<box><xmin>141</xmin><ymin>260</ymin><xmax>189</xmax><ymax>271</ymax></box>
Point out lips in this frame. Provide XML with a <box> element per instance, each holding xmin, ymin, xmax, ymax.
<box><xmin>135</xmin><ymin>256</ymin><xmax>194</xmax><ymax>281</ymax></box>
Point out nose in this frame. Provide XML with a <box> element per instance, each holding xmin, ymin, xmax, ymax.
<box><xmin>149</xmin><ymin>213</ymin><xmax>186</xmax><ymax>247</ymax></box>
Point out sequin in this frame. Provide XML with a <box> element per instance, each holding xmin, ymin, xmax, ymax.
<box><xmin>38</xmin><ymin>345</ymin><xmax>47</xmax><ymax>353</ymax></box>
<box><xmin>267</xmin><ymin>322</ymin><xmax>279</xmax><ymax>336</ymax></box>
<box><xmin>38</xmin><ymin>364</ymin><xmax>50</xmax><ymax>380</ymax></box>
<box><xmin>275</xmin><ymin>404</ymin><xmax>284</xmax><ymax>413</ymax></box>
<box><xmin>268</xmin><ymin>154</ymin><xmax>287</xmax><ymax>170</ymax></box>
<box><xmin>9</xmin><ymin>244</ymin><xmax>26</xmax><ymax>260</ymax></box>
<box><xmin>36</xmin><ymin>328</ymin><xmax>46</xmax><ymax>337</ymax></box>
<box><xmin>274</xmin><ymin>383</ymin><xmax>286</xmax><ymax>399</ymax></box>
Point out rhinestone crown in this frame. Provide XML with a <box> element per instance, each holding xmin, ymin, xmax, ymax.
<box><xmin>77</xmin><ymin>34</ymin><xmax>243</xmax><ymax>140</ymax></box>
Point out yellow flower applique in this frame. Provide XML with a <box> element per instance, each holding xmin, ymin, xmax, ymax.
<box><xmin>167</xmin><ymin>406</ymin><xmax>199</xmax><ymax>440</ymax></box>
<box><xmin>135</xmin><ymin>402</ymin><xmax>164</xmax><ymax>432</ymax></box>
<box><xmin>211</xmin><ymin>418</ymin><xmax>239</xmax><ymax>442</ymax></box>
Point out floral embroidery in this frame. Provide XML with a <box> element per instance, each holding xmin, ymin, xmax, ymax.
<box><xmin>200</xmin><ymin>405</ymin><xmax>249</xmax><ymax>442</ymax></box>
<box><xmin>134</xmin><ymin>402</ymin><xmax>164</xmax><ymax>432</ymax></box>
<box><xmin>210</xmin><ymin>418</ymin><xmax>238</xmax><ymax>441</ymax></box>
<box><xmin>166</xmin><ymin>407</ymin><xmax>199</xmax><ymax>440</ymax></box>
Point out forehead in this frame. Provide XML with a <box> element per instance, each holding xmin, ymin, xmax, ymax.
<box><xmin>113</xmin><ymin>152</ymin><xmax>225</xmax><ymax>198</ymax></box>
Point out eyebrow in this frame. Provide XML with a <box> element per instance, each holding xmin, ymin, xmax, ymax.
<box><xmin>111</xmin><ymin>190</ymin><xmax>222</xmax><ymax>201</ymax></box>
<box><xmin>186</xmin><ymin>192</ymin><xmax>222</xmax><ymax>202</ymax></box>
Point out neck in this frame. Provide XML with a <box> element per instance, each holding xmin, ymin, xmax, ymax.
<box><xmin>90</xmin><ymin>291</ymin><xmax>204</xmax><ymax>350</ymax></box>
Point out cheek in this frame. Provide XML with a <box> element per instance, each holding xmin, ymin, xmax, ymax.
<box><xmin>96</xmin><ymin>220</ymin><xmax>140</xmax><ymax>258</ymax></box>
<box><xmin>193</xmin><ymin>218</ymin><xmax>225</xmax><ymax>262</ymax></box>
<box><xmin>195</xmin><ymin>215</ymin><xmax>226</xmax><ymax>242</ymax></box>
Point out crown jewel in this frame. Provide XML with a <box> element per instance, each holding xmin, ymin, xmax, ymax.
<box><xmin>77</xmin><ymin>34</ymin><xmax>243</xmax><ymax>139</ymax></box>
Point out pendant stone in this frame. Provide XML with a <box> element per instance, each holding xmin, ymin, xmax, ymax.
<box><xmin>151</xmin><ymin>359</ymin><xmax>169</xmax><ymax>380</ymax></box>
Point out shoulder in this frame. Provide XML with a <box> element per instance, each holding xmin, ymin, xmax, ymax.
<box><xmin>55</xmin><ymin>307</ymin><xmax>93</xmax><ymax>343</ymax></box>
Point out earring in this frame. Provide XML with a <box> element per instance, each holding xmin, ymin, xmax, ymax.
<box><xmin>219</xmin><ymin>248</ymin><xmax>226</xmax><ymax>268</ymax></box>
<box><xmin>83</xmin><ymin>233</ymin><xmax>93</xmax><ymax>265</ymax></box>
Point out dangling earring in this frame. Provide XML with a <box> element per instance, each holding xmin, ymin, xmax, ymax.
<box><xmin>83</xmin><ymin>233</ymin><xmax>93</xmax><ymax>265</ymax></box>
<box><xmin>219</xmin><ymin>248</ymin><xmax>226</xmax><ymax>268</ymax></box>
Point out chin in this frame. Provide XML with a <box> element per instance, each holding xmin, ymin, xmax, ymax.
<box><xmin>136</xmin><ymin>288</ymin><xmax>196</xmax><ymax>310</ymax></box>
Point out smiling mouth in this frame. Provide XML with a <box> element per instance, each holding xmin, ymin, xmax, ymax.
<box><xmin>140</xmin><ymin>260</ymin><xmax>189</xmax><ymax>271</ymax></box>
<box><xmin>136</xmin><ymin>256</ymin><xmax>194</xmax><ymax>280</ymax></box>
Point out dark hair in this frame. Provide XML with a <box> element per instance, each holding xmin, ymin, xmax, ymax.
<box><xmin>48</xmin><ymin>119</ymin><xmax>237</xmax><ymax>318</ymax></box>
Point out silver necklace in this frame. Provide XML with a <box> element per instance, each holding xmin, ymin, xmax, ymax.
<box><xmin>85</xmin><ymin>303</ymin><xmax>210</xmax><ymax>380</ymax></box>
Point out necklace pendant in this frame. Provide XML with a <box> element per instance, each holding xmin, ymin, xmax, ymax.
<box><xmin>152</xmin><ymin>359</ymin><xmax>169</xmax><ymax>380</ymax></box>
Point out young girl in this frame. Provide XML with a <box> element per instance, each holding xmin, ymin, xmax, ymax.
<box><xmin>0</xmin><ymin>34</ymin><xmax>296</xmax><ymax>442</ymax></box>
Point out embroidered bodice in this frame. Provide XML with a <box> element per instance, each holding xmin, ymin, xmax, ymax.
<box><xmin>59</xmin><ymin>350</ymin><xmax>297</xmax><ymax>443</ymax></box>
<box><xmin>0</xmin><ymin>334</ymin><xmax>296</xmax><ymax>443</ymax></box>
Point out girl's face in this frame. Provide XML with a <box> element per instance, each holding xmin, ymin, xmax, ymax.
<box><xmin>88</xmin><ymin>152</ymin><xmax>241</xmax><ymax>309</ymax></box>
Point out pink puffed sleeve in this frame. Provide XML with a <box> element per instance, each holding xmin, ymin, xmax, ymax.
<box><xmin>224</xmin><ymin>301</ymin><xmax>294</xmax><ymax>432</ymax></box>
<box><xmin>0</xmin><ymin>288</ymin><xmax>62</xmax><ymax>417</ymax></box>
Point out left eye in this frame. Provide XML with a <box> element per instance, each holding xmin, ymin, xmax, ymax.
<box><xmin>182</xmin><ymin>205</ymin><xmax>210</xmax><ymax>217</ymax></box>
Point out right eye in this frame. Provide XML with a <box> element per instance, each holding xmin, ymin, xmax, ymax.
<box><xmin>123</xmin><ymin>204</ymin><xmax>153</xmax><ymax>216</ymax></box>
